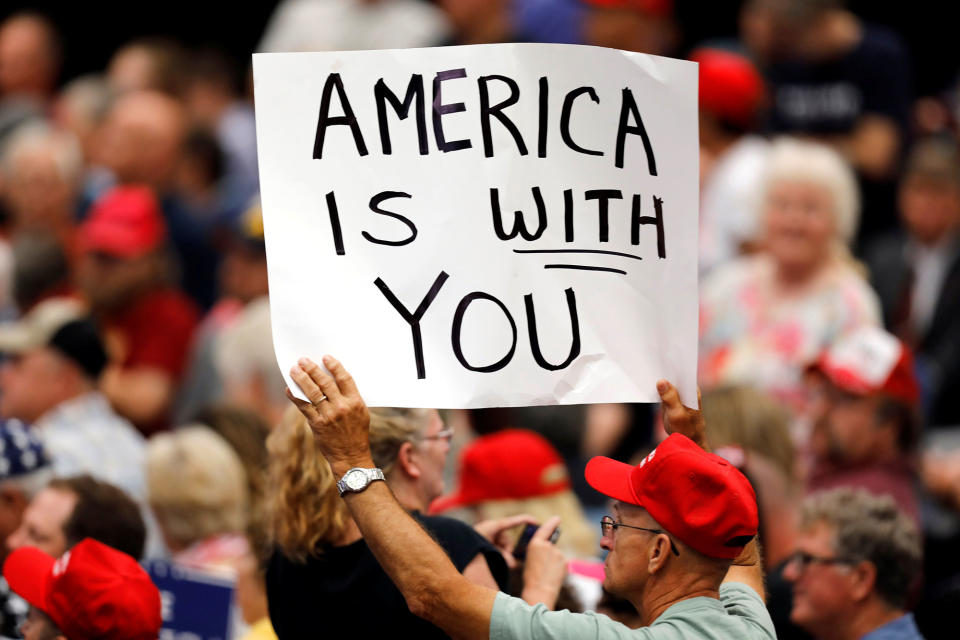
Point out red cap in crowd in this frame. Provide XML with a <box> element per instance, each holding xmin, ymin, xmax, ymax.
<box><xmin>3</xmin><ymin>538</ymin><xmax>162</xmax><ymax>640</ymax></box>
<box><xmin>690</xmin><ymin>47</ymin><xmax>765</xmax><ymax>130</ymax></box>
<box><xmin>810</xmin><ymin>326</ymin><xmax>920</xmax><ymax>404</ymax></box>
<box><xmin>430</xmin><ymin>429</ymin><xmax>571</xmax><ymax>513</ymax></box>
<box><xmin>581</xmin><ymin>0</ymin><xmax>673</xmax><ymax>17</ymax></box>
<box><xmin>585</xmin><ymin>433</ymin><xmax>758</xmax><ymax>559</ymax></box>
<box><xmin>80</xmin><ymin>185</ymin><xmax>166</xmax><ymax>258</ymax></box>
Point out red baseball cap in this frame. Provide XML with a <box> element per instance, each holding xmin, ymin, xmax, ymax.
<box><xmin>430</xmin><ymin>429</ymin><xmax>571</xmax><ymax>514</ymax></box>
<box><xmin>581</xmin><ymin>0</ymin><xmax>673</xmax><ymax>17</ymax></box>
<box><xmin>80</xmin><ymin>185</ymin><xmax>166</xmax><ymax>258</ymax></box>
<box><xmin>585</xmin><ymin>433</ymin><xmax>758</xmax><ymax>559</ymax></box>
<box><xmin>690</xmin><ymin>47</ymin><xmax>766</xmax><ymax>130</ymax></box>
<box><xmin>810</xmin><ymin>326</ymin><xmax>919</xmax><ymax>404</ymax></box>
<box><xmin>3</xmin><ymin>538</ymin><xmax>162</xmax><ymax>640</ymax></box>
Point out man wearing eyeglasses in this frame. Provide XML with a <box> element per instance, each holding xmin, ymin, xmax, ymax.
<box><xmin>287</xmin><ymin>355</ymin><xmax>775</xmax><ymax>640</ymax></box>
<box><xmin>782</xmin><ymin>488</ymin><xmax>923</xmax><ymax>640</ymax></box>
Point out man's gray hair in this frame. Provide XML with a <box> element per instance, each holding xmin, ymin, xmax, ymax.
<box><xmin>801</xmin><ymin>488</ymin><xmax>921</xmax><ymax>609</ymax></box>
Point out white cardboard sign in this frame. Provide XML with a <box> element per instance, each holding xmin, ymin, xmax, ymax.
<box><xmin>253</xmin><ymin>43</ymin><xmax>698</xmax><ymax>408</ymax></box>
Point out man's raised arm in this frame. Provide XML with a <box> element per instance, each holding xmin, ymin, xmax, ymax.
<box><xmin>288</xmin><ymin>356</ymin><xmax>498</xmax><ymax>639</ymax></box>
<box><xmin>657</xmin><ymin>380</ymin><xmax>766</xmax><ymax>601</ymax></box>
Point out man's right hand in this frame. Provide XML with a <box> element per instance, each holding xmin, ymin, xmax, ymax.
<box><xmin>657</xmin><ymin>380</ymin><xmax>708</xmax><ymax>451</ymax></box>
<box><xmin>520</xmin><ymin>517</ymin><xmax>567</xmax><ymax>608</ymax></box>
<box><xmin>287</xmin><ymin>355</ymin><xmax>373</xmax><ymax>475</ymax></box>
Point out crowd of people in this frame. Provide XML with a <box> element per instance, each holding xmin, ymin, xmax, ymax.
<box><xmin>0</xmin><ymin>0</ymin><xmax>959</xmax><ymax>638</ymax></box>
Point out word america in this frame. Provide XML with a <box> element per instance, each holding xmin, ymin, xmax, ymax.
<box><xmin>312</xmin><ymin>69</ymin><xmax>659</xmax><ymax>172</ymax></box>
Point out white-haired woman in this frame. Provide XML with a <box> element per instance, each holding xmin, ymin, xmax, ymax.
<box><xmin>699</xmin><ymin>138</ymin><xmax>881</xmax><ymax>411</ymax></box>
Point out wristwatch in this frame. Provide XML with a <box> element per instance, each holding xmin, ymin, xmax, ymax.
<box><xmin>337</xmin><ymin>467</ymin><xmax>385</xmax><ymax>496</ymax></box>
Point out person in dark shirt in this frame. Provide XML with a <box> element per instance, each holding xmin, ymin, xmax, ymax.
<box><xmin>866</xmin><ymin>138</ymin><xmax>960</xmax><ymax>427</ymax></box>
<box><xmin>744</xmin><ymin>0</ymin><xmax>912</xmax><ymax>245</ymax></box>
<box><xmin>265</xmin><ymin>406</ymin><xmax>521</xmax><ymax>639</ymax></box>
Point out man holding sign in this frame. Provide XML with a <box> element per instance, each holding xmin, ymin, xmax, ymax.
<box><xmin>286</xmin><ymin>356</ymin><xmax>774</xmax><ymax>640</ymax></box>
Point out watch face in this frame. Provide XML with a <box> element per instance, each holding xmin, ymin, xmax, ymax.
<box><xmin>345</xmin><ymin>469</ymin><xmax>367</xmax><ymax>491</ymax></box>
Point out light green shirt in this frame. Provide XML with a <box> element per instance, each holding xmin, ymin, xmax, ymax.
<box><xmin>490</xmin><ymin>582</ymin><xmax>776</xmax><ymax>640</ymax></box>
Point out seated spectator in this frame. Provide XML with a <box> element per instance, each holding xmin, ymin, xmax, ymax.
<box><xmin>742</xmin><ymin>0</ymin><xmax>911</xmax><ymax>246</ymax></box>
<box><xmin>182</xmin><ymin>48</ymin><xmax>259</xmax><ymax>202</ymax></box>
<box><xmin>106</xmin><ymin>37</ymin><xmax>186</xmax><ymax>96</ymax></box>
<box><xmin>146</xmin><ymin>427</ymin><xmax>250</xmax><ymax>574</ymax></box>
<box><xmin>97</xmin><ymin>90</ymin><xmax>223</xmax><ymax>308</ymax></box>
<box><xmin>0</xmin><ymin>420</ymin><xmax>51</xmax><ymax>637</ymax></box>
<box><xmin>693</xmin><ymin>47</ymin><xmax>769</xmax><ymax>275</ymax></box>
<box><xmin>805</xmin><ymin>326</ymin><xmax>922</xmax><ymax>525</ymax></box>
<box><xmin>0</xmin><ymin>13</ymin><xmax>59</xmax><ymax>147</ymax></box>
<box><xmin>866</xmin><ymin>137</ymin><xmax>960</xmax><ymax>427</ymax></box>
<box><xmin>6</xmin><ymin>474</ymin><xmax>146</xmax><ymax>560</ymax></box>
<box><xmin>77</xmin><ymin>185</ymin><xmax>199</xmax><ymax>434</ymax></box>
<box><xmin>0</xmin><ymin>422</ymin><xmax>51</xmax><ymax>562</ymax></box>
<box><xmin>3</xmin><ymin>538</ymin><xmax>161</xmax><ymax>640</ymax></box>
<box><xmin>265</xmin><ymin>406</ymin><xmax>514</xmax><ymax>638</ymax></box>
<box><xmin>0</xmin><ymin>299</ymin><xmax>147</xmax><ymax>500</ymax></box>
<box><xmin>783</xmin><ymin>488</ymin><xmax>922</xmax><ymax>640</ymax></box>
<box><xmin>0</xmin><ymin>124</ymin><xmax>83</xmax><ymax>255</ymax></box>
<box><xmin>699</xmin><ymin>138</ymin><xmax>880</xmax><ymax>411</ymax></box>
<box><xmin>51</xmin><ymin>74</ymin><xmax>113</xmax><ymax>169</ymax></box>
<box><xmin>431</xmin><ymin>429</ymin><xmax>597</xmax><ymax>560</ymax></box>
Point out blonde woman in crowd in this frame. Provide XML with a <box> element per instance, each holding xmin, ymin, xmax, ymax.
<box><xmin>265</xmin><ymin>406</ymin><xmax>533</xmax><ymax>639</ymax></box>
<box><xmin>699</xmin><ymin>137</ymin><xmax>881</xmax><ymax>412</ymax></box>
<box><xmin>146</xmin><ymin>426</ymin><xmax>251</xmax><ymax>574</ymax></box>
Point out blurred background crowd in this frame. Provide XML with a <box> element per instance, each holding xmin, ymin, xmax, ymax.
<box><xmin>0</xmin><ymin>0</ymin><xmax>959</xmax><ymax>638</ymax></box>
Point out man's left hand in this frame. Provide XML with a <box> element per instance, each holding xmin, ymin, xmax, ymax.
<box><xmin>287</xmin><ymin>356</ymin><xmax>372</xmax><ymax>474</ymax></box>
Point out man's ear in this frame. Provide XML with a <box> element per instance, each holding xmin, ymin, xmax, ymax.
<box><xmin>849</xmin><ymin>560</ymin><xmax>877</xmax><ymax>602</ymax></box>
<box><xmin>647</xmin><ymin>535</ymin><xmax>671</xmax><ymax>575</ymax></box>
<box><xmin>396</xmin><ymin>441</ymin><xmax>421</xmax><ymax>479</ymax></box>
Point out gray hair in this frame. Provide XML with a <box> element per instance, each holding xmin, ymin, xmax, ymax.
<box><xmin>801</xmin><ymin>488</ymin><xmax>921</xmax><ymax>608</ymax></box>
<box><xmin>761</xmin><ymin>137</ymin><xmax>860</xmax><ymax>247</ymax></box>
<box><xmin>58</xmin><ymin>74</ymin><xmax>115</xmax><ymax>127</ymax></box>
<box><xmin>0</xmin><ymin>123</ymin><xmax>83</xmax><ymax>186</ymax></box>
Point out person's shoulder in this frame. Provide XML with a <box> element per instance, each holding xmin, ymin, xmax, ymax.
<box><xmin>718</xmin><ymin>583</ymin><xmax>778</xmax><ymax>640</ymax></box>
<box><xmin>491</xmin><ymin>591</ymin><xmax>643</xmax><ymax>640</ymax></box>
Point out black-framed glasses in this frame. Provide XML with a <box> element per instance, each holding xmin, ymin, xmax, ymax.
<box><xmin>600</xmin><ymin>516</ymin><xmax>680</xmax><ymax>556</ymax></box>
<box><xmin>784</xmin><ymin>550</ymin><xmax>855</xmax><ymax>572</ymax></box>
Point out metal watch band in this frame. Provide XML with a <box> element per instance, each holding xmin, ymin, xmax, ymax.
<box><xmin>337</xmin><ymin>467</ymin><xmax>385</xmax><ymax>496</ymax></box>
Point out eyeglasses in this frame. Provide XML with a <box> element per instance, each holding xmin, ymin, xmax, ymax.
<box><xmin>420</xmin><ymin>428</ymin><xmax>454</xmax><ymax>443</ymax></box>
<box><xmin>784</xmin><ymin>550</ymin><xmax>855</xmax><ymax>572</ymax></box>
<box><xmin>600</xmin><ymin>516</ymin><xmax>680</xmax><ymax>556</ymax></box>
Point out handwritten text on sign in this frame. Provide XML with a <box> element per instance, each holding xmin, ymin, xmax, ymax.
<box><xmin>253</xmin><ymin>44</ymin><xmax>698</xmax><ymax>408</ymax></box>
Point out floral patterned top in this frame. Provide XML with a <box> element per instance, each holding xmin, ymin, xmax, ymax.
<box><xmin>699</xmin><ymin>254</ymin><xmax>881</xmax><ymax>410</ymax></box>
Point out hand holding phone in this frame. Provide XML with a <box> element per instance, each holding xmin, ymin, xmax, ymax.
<box><xmin>513</xmin><ymin>522</ymin><xmax>561</xmax><ymax>561</ymax></box>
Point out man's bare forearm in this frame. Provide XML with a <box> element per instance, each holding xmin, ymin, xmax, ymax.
<box><xmin>336</xmin><ymin>460</ymin><xmax>497</xmax><ymax>639</ymax></box>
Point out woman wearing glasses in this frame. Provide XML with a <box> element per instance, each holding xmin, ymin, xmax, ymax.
<box><xmin>263</xmin><ymin>406</ymin><xmax>513</xmax><ymax>639</ymax></box>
